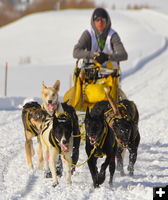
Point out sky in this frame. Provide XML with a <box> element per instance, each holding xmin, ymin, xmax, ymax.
<box><xmin>0</xmin><ymin>0</ymin><xmax>168</xmax><ymax>199</ymax></box>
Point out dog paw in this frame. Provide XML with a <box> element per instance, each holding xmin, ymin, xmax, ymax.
<box><xmin>56</xmin><ymin>167</ymin><xmax>63</xmax><ymax>177</ymax></box>
<box><xmin>44</xmin><ymin>170</ymin><xmax>52</xmax><ymax>178</ymax></box>
<box><xmin>67</xmin><ymin>180</ymin><xmax>72</xmax><ymax>184</ymax></box>
<box><xmin>28</xmin><ymin>164</ymin><xmax>34</xmax><ymax>170</ymax></box>
<box><xmin>120</xmin><ymin>170</ymin><xmax>126</xmax><ymax>176</ymax></box>
<box><xmin>52</xmin><ymin>182</ymin><xmax>59</xmax><ymax>187</ymax></box>
<box><xmin>93</xmin><ymin>183</ymin><xmax>100</xmax><ymax>188</ymax></box>
<box><xmin>127</xmin><ymin>165</ymin><xmax>134</xmax><ymax>176</ymax></box>
<box><xmin>116</xmin><ymin>164</ymin><xmax>123</xmax><ymax>171</ymax></box>
<box><xmin>98</xmin><ymin>171</ymin><xmax>106</xmax><ymax>185</ymax></box>
<box><xmin>37</xmin><ymin>163</ymin><xmax>43</xmax><ymax>170</ymax></box>
<box><xmin>128</xmin><ymin>171</ymin><xmax>134</xmax><ymax>176</ymax></box>
<box><xmin>109</xmin><ymin>181</ymin><xmax>113</xmax><ymax>187</ymax></box>
<box><xmin>71</xmin><ymin>166</ymin><xmax>75</xmax><ymax>175</ymax></box>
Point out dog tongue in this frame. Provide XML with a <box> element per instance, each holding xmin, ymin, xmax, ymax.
<box><xmin>61</xmin><ymin>144</ymin><xmax>69</xmax><ymax>152</ymax></box>
<box><xmin>90</xmin><ymin>137</ymin><xmax>96</xmax><ymax>141</ymax></box>
<box><xmin>48</xmin><ymin>104</ymin><xmax>56</xmax><ymax>112</ymax></box>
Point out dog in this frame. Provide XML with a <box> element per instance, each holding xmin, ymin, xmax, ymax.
<box><xmin>41</xmin><ymin>102</ymin><xmax>81</xmax><ymax>187</ymax></box>
<box><xmin>41</xmin><ymin>80</ymin><xmax>63</xmax><ymax>176</ymax></box>
<box><xmin>84</xmin><ymin>107</ymin><xmax>117</xmax><ymax>188</ymax></box>
<box><xmin>92</xmin><ymin>98</ymin><xmax>140</xmax><ymax>176</ymax></box>
<box><xmin>41</xmin><ymin>80</ymin><xmax>81</xmax><ymax>176</ymax></box>
<box><xmin>41</xmin><ymin>80</ymin><xmax>60</xmax><ymax>116</ymax></box>
<box><xmin>22</xmin><ymin>101</ymin><xmax>47</xmax><ymax>170</ymax></box>
<box><xmin>110</xmin><ymin>99</ymin><xmax>140</xmax><ymax>176</ymax></box>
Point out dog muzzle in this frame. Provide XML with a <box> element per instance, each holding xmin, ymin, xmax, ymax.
<box><xmin>117</xmin><ymin>138</ymin><xmax>128</xmax><ymax>148</ymax></box>
<box><xmin>47</xmin><ymin>103</ymin><xmax>57</xmax><ymax>113</ymax></box>
<box><xmin>61</xmin><ymin>144</ymin><xmax>69</xmax><ymax>152</ymax></box>
<box><xmin>89</xmin><ymin>136</ymin><xmax>98</xmax><ymax>145</ymax></box>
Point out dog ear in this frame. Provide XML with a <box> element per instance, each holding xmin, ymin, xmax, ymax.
<box><xmin>42</xmin><ymin>81</ymin><xmax>47</xmax><ymax>90</ymax></box>
<box><xmin>53</xmin><ymin>80</ymin><xmax>60</xmax><ymax>91</ymax></box>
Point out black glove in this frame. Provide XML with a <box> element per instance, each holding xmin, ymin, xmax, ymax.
<box><xmin>95</xmin><ymin>52</ymin><xmax>109</xmax><ymax>64</ymax></box>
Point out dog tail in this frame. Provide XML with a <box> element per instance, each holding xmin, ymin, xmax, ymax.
<box><xmin>104</xmin><ymin>87</ymin><xmax>118</xmax><ymax>115</ymax></box>
<box><xmin>23</xmin><ymin>101</ymin><xmax>41</xmax><ymax>110</ymax></box>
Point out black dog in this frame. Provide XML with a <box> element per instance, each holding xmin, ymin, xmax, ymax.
<box><xmin>41</xmin><ymin>102</ymin><xmax>81</xmax><ymax>186</ymax></box>
<box><xmin>58</xmin><ymin>102</ymin><xmax>81</xmax><ymax>174</ymax></box>
<box><xmin>84</xmin><ymin>107</ymin><xmax>116</xmax><ymax>188</ymax></box>
<box><xmin>92</xmin><ymin>99</ymin><xmax>140</xmax><ymax>176</ymax></box>
<box><xmin>111</xmin><ymin>99</ymin><xmax>140</xmax><ymax>176</ymax></box>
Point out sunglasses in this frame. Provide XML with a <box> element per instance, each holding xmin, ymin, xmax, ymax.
<box><xmin>94</xmin><ymin>17</ymin><xmax>106</xmax><ymax>22</ymax></box>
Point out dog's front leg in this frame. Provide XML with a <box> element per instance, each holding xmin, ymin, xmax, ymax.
<box><xmin>127</xmin><ymin>148</ymin><xmax>137</xmax><ymax>176</ymax></box>
<box><xmin>109</xmin><ymin>153</ymin><xmax>116</xmax><ymax>186</ymax></box>
<box><xmin>86</xmin><ymin>141</ymin><xmax>99</xmax><ymax>187</ymax></box>
<box><xmin>41</xmin><ymin>140</ymin><xmax>50</xmax><ymax>177</ymax></box>
<box><xmin>98</xmin><ymin>154</ymin><xmax>112</xmax><ymax>185</ymax></box>
<box><xmin>87</xmin><ymin>156</ymin><xmax>99</xmax><ymax>188</ymax></box>
<box><xmin>71</xmin><ymin>135</ymin><xmax>81</xmax><ymax>174</ymax></box>
<box><xmin>49</xmin><ymin>147</ymin><xmax>59</xmax><ymax>187</ymax></box>
<box><xmin>64</xmin><ymin>153</ymin><xmax>72</xmax><ymax>184</ymax></box>
<box><xmin>37</xmin><ymin>136</ymin><xmax>43</xmax><ymax>170</ymax></box>
<box><xmin>128</xmin><ymin>133</ymin><xmax>140</xmax><ymax>176</ymax></box>
<box><xmin>116</xmin><ymin>147</ymin><xmax>125</xmax><ymax>176</ymax></box>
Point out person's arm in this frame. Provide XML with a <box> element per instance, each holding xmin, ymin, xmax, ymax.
<box><xmin>73</xmin><ymin>30</ymin><xmax>95</xmax><ymax>60</ymax></box>
<box><xmin>109</xmin><ymin>33</ymin><xmax>128</xmax><ymax>62</ymax></box>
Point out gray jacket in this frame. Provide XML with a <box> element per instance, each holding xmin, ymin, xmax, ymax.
<box><xmin>73</xmin><ymin>10</ymin><xmax>128</xmax><ymax>63</ymax></box>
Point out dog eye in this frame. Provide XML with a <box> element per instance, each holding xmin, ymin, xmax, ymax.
<box><xmin>115</xmin><ymin>119</ymin><xmax>119</xmax><ymax>123</ymax></box>
<box><xmin>44</xmin><ymin>93</ymin><xmax>48</xmax><ymax>97</ymax></box>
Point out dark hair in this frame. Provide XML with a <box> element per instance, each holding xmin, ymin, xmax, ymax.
<box><xmin>93</xmin><ymin>8</ymin><xmax>108</xmax><ymax>21</ymax></box>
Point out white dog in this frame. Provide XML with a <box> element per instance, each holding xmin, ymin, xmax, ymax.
<box><xmin>41</xmin><ymin>80</ymin><xmax>60</xmax><ymax>116</ymax></box>
<box><xmin>40</xmin><ymin>108</ymin><xmax>73</xmax><ymax>187</ymax></box>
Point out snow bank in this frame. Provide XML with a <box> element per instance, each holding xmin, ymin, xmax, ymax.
<box><xmin>0</xmin><ymin>97</ymin><xmax>41</xmax><ymax>110</ymax></box>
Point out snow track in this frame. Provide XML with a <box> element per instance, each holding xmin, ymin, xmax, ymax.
<box><xmin>122</xmin><ymin>37</ymin><xmax>168</xmax><ymax>79</ymax></box>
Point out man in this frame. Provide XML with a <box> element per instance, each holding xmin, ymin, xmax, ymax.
<box><xmin>73</xmin><ymin>7</ymin><xmax>128</xmax><ymax>65</ymax></box>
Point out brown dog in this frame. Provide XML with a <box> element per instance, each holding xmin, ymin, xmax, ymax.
<box><xmin>41</xmin><ymin>80</ymin><xmax>60</xmax><ymax>116</ymax></box>
<box><xmin>22</xmin><ymin>102</ymin><xmax>47</xmax><ymax>170</ymax></box>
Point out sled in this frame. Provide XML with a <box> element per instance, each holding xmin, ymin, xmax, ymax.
<box><xmin>63</xmin><ymin>60</ymin><xmax>120</xmax><ymax>112</ymax></box>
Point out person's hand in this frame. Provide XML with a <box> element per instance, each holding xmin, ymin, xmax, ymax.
<box><xmin>93</xmin><ymin>52</ymin><xmax>100</xmax><ymax>59</ymax></box>
<box><xmin>95</xmin><ymin>52</ymin><xmax>109</xmax><ymax>64</ymax></box>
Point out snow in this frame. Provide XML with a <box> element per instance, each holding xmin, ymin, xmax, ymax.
<box><xmin>0</xmin><ymin>1</ymin><xmax>168</xmax><ymax>199</ymax></box>
<box><xmin>95</xmin><ymin>0</ymin><xmax>168</xmax><ymax>14</ymax></box>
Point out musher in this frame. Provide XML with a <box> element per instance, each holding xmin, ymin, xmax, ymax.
<box><xmin>73</xmin><ymin>7</ymin><xmax>128</xmax><ymax>66</ymax></box>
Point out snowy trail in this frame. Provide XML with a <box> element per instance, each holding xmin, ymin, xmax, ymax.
<box><xmin>122</xmin><ymin>9</ymin><xmax>168</xmax><ymax>80</ymax></box>
<box><xmin>122</xmin><ymin>37</ymin><xmax>168</xmax><ymax>79</ymax></box>
<box><xmin>1</xmin><ymin>9</ymin><xmax>168</xmax><ymax>200</ymax></box>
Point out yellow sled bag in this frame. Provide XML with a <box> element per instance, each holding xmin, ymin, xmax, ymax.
<box><xmin>63</xmin><ymin>61</ymin><xmax>120</xmax><ymax>111</ymax></box>
<box><xmin>84</xmin><ymin>75</ymin><xmax>118</xmax><ymax>104</ymax></box>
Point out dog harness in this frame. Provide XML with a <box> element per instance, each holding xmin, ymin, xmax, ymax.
<box><xmin>41</xmin><ymin>110</ymin><xmax>74</xmax><ymax>154</ymax></box>
<box><xmin>93</xmin><ymin>120</ymin><xmax>116</xmax><ymax>158</ymax></box>
<box><xmin>104</xmin><ymin>102</ymin><xmax>139</xmax><ymax>148</ymax></box>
